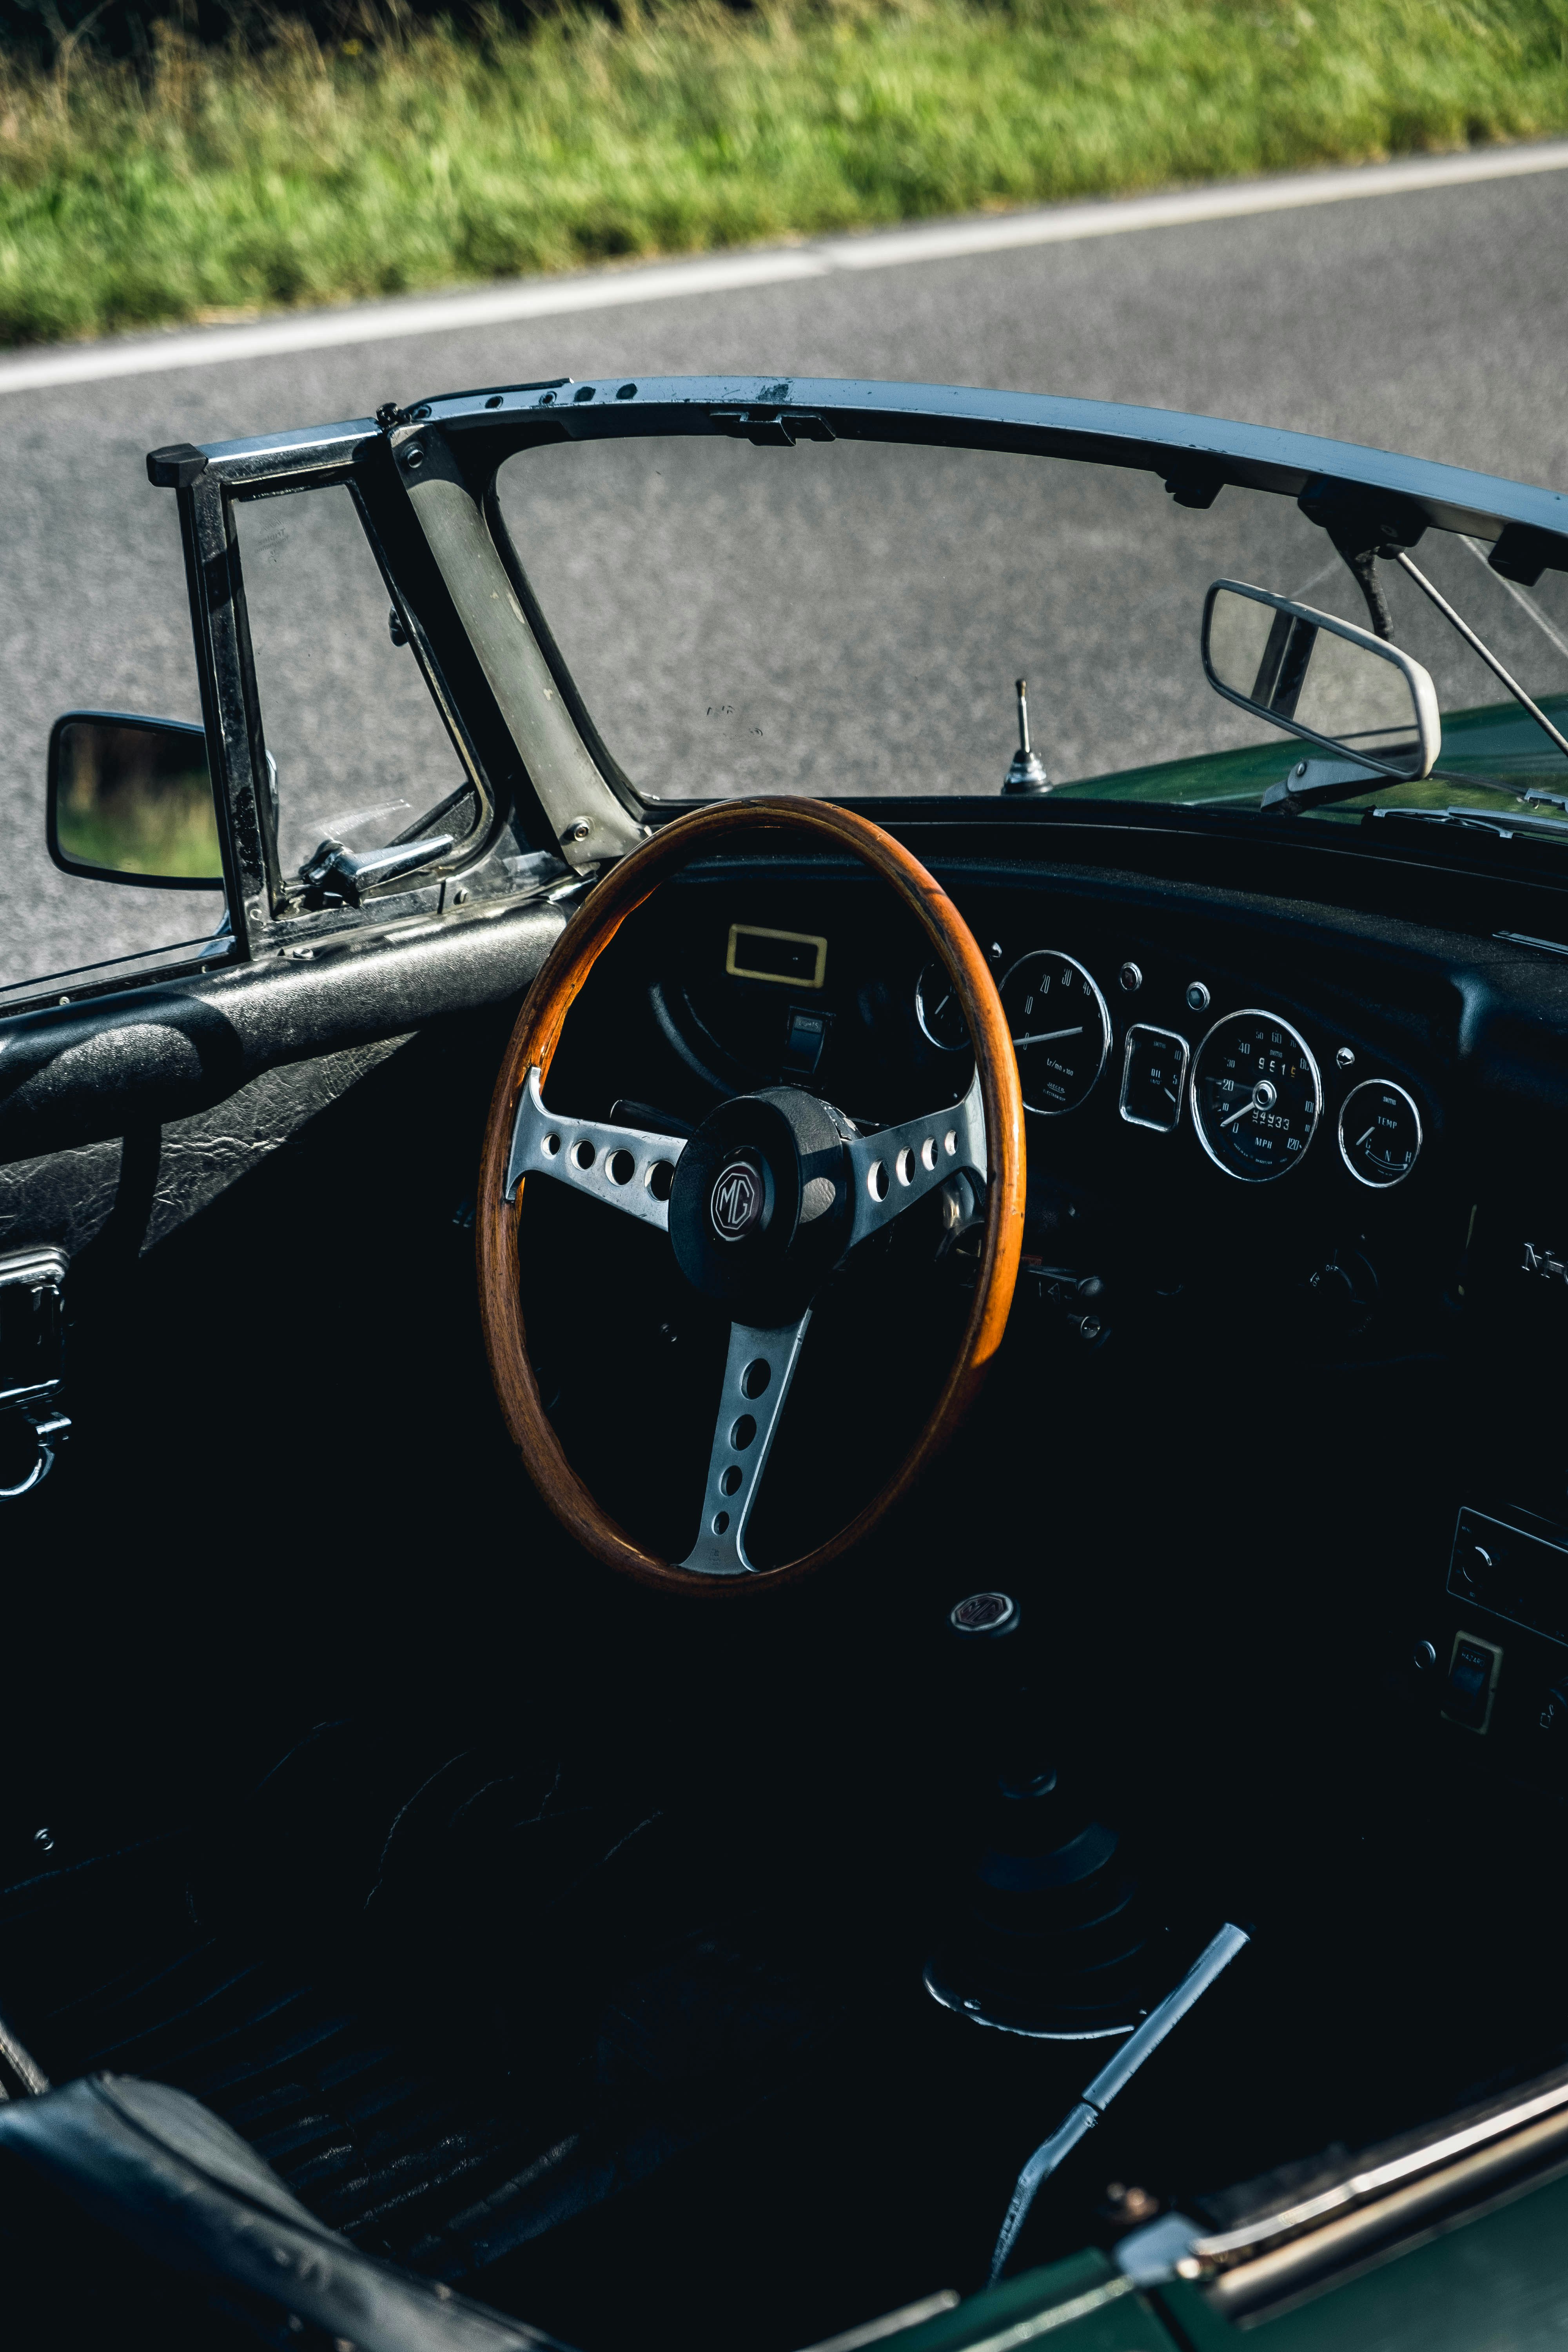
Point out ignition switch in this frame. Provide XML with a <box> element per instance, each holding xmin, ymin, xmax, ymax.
<box><xmin>1304</xmin><ymin>1247</ymin><xmax>1377</xmax><ymax>1339</ymax></box>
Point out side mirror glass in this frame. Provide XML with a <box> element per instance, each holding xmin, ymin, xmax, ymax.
<box><xmin>1202</xmin><ymin>581</ymin><xmax>1441</xmax><ymax>779</ymax></box>
<box><xmin>47</xmin><ymin>712</ymin><xmax>222</xmax><ymax>887</ymax></box>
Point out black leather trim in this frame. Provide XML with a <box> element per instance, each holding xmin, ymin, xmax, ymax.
<box><xmin>0</xmin><ymin>2075</ymin><xmax>572</xmax><ymax>2352</ymax></box>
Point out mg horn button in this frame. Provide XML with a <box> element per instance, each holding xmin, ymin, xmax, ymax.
<box><xmin>710</xmin><ymin>1158</ymin><xmax>765</xmax><ymax>1242</ymax></box>
<box><xmin>669</xmin><ymin>1087</ymin><xmax>849</xmax><ymax>1321</ymax></box>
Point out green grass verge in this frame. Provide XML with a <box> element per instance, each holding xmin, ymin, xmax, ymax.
<box><xmin>0</xmin><ymin>0</ymin><xmax>1565</xmax><ymax>348</ymax></box>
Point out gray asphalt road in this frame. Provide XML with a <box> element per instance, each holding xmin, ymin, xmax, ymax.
<box><xmin>4</xmin><ymin>166</ymin><xmax>1567</xmax><ymax>991</ymax></box>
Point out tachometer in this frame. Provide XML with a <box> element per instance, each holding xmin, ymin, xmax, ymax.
<box><xmin>1000</xmin><ymin>951</ymin><xmax>1111</xmax><ymax>1114</ymax></box>
<box><xmin>1338</xmin><ymin>1078</ymin><xmax>1422</xmax><ymax>1187</ymax></box>
<box><xmin>1192</xmin><ymin>1009</ymin><xmax>1321</xmax><ymax>1180</ymax></box>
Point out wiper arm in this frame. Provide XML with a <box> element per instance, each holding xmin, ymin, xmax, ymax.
<box><xmin>1263</xmin><ymin>757</ymin><xmax>1567</xmax><ymax>821</ymax></box>
<box><xmin>1367</xmin><ymin>806</ymin><xmax>1568</xmax><ymax>843</ymax></box>
<box><xmin>1260</xmin><ymin>756</ymin><xmax>1386</xmax><ymax>814</ymax></box>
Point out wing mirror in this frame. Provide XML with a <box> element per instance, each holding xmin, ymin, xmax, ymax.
<box><xmin>47</xmin><ymin>712</ymin><xmax>222</xmax><ymax>887</ymax></box>
<box><xmin>1202</xmin><ymin>581</ymin><xmax>1440</xmax><ymax>780</ymax></box>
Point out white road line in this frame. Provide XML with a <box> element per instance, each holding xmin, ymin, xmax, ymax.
<box><xmin>3</xmin><ymin>138</ymin><xmax>1566</xmax><ymax>397</ymax></box>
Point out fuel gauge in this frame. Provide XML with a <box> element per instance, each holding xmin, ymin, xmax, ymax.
<box><xmin>1120</xmin><ymin>1024</ymin><xmax>1189</xmax><ymax>1133</ymax></box>
<box><xmin>1338</xmin><ymin>1079</ymin><xmax>1422</xmax><ymax>1187</ymax></box>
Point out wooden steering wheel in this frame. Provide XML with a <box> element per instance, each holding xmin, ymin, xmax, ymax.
<box><xmin>477</xmin><ymin>799</ymin><xmax>1025</xmax><ymax>1595</ymax></box>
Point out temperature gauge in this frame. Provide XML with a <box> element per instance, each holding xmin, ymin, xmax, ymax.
<box><xmin>1338</xmin><ymin>1078</ymin><xmax>1422</xmax><ymax>1187</ymax></box>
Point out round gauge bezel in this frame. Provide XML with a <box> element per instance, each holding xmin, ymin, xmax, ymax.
<box><xmin>1000</xmin><ymin>949</ymin><xmax>1112</xmax><ymax>1116</ymax></box>
<box><xmin>915</xmin><ymin>957</ymin><xmax>972</xmax><ymax>1053</ymax></box>
<box><xmin>1190</xmin><ymin>1007</ymin><xmax>1323</xmax><ymax>1182</ymax></box>
<box><xmin>1337</xmin><ymin>1077</ymin><xmax>1423</xmax><ymax>1189</ymax></box>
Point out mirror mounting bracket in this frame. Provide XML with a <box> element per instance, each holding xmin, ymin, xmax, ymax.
<box><xmin>1298</xmin><ymin>476</ymin><xmax>1431</xmax><ymax>642</ymax></box>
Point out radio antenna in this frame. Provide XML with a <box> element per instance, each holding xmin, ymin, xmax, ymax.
<box><xmin>1004</xmin><ymin>679</ymin><xmax>1052</xmax><ymax>795</ymax></box>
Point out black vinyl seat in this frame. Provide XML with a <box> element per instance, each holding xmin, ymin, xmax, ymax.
<box><xmin>0</xmin><ymin>2072</ymin><xmax>569</xmax><ymax>2352</ymax></box>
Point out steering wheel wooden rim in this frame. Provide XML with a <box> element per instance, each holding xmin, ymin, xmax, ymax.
<box><xmin>477</xmin><ymin>798</ymin><xmax>1025</xmax><ymax>1595</ymax></box>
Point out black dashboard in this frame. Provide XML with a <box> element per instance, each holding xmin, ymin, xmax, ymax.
<box><xmin>541</xmin><ymin>833</ymin><xmax>1568</xmax><ymax>1811</ymax></box>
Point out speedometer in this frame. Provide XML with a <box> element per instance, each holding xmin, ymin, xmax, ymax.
<box><xmin>1191</xmin><ymin>1010</ymin><xmax>1321</xmax><ymax>1181</ymax></box>
<box><xmin>1000</xmin><ymin>951</ymin><xmax>1111</xmax><ymax>1114</ymax></box>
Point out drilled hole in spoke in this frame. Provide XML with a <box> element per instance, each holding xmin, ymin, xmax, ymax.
<box><xmin>740</xmin><ymin>1358</ymin><xmax>771</xmax><ymax>1399</ymax></box>
<box><xmin>921</xmin><ymin>1137</ymin><xmax>939</xmax><ymax>1171</ymax></box>
<box><xmin>730</xmin><ymin>1414</ymin><xmax>757</xmax><ymax>1450</ymax></box>
<box><xmin>542</xmin><ymin>1133</ymin><xmax>562</xmax><ymax>1158</ymax></box>
<box><xmin>646</xmin><ymin>1160</ymin><xmax>675</xmax><ymax>1201</ymax></box>
<box><xmin>896</xmin><ymin>1147</ymin><xmax>915</xmax><ymax>1186</ymax></box>
<box><xmin>867</xmin><ymin>1161</ymin><xmax>889</xmax><ymax>1202</ymax></box>
<box><xmin>720</xmin><ymin>1465</ymin><xmax>743</xmax><ymax>1496</ymax></box>
<box><xmin>571</xmin><ymin>1139</ymin><xmax>595</xmax><ymax>1170</ymax></box>
<box><xmin>944</xmin><ymin>1130</ymin><xmax>958</xmax><ymax>1156</ymax></box>
<box><xmin>605</xmin><ymin>1149</ymin><xmax>635</xmax><ymax>1185</ymax></box>
<box><xmin>713</xmin><ymin>1510</ymin><xmax>731</xmax><ymax>1534</ymax></box>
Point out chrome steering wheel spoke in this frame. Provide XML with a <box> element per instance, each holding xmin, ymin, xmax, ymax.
<box><xmin>845</xmin><ymin>1066</ymin><xmax>987</xmax><ymax>1247</ymax></box>
<box><xmin>505</xmin><ymin>1066</ymin><xmax>686</xmax><ymax>1232</ymax></box>
<box><xmin>679</xmin><ymin>1310</ymin><xmax>814</xmax><ymax>1575</ymax></box>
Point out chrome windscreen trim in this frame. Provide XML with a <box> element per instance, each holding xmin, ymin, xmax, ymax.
<box><xmin>1191</xmin><ymin>2068</ymin><xmax>1568</xmax><ymax>2269</ymax></box>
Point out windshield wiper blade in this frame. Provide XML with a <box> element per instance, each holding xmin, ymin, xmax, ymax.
<box><xmin>1367</xmin><ymin>806</ymin><xmax>1568</xmax><ymax>842</ymax></box>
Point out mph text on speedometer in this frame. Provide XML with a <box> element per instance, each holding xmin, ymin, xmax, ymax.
<box><xmin>1191</xmin><ymin>1011</ymin><xmax>1322</xmax><ymax>1181</ymax></box>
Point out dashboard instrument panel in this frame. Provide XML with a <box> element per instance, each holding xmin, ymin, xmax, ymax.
<box><xmin>669</xmin><ymin>886</ymin><xmax>1435</xmax><ymax>1216</ymax></box>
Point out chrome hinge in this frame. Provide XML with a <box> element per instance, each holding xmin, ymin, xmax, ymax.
<box><xmin>0</xmin><ymin>1245</ymin><xmax>69</xmax><ymax>1498</ymax></box>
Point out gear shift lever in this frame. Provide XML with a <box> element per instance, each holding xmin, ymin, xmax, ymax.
<box><xmin>926</xmin><ymin>1590</ymin><xmax>1161</xmax><ymax>2038</ymax></box>
<box><xmin>946</xmin><ymin>1588</ymin><xmax>1056</xmax><ymax>1795</ymax></box>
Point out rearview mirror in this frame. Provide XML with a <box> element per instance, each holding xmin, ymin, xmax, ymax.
<box><xmin>1202</xmin><ymin>581</ymin><xmax>1440</xmax><ymax>779</ymax></box>
<box><xmin>47</xmin><ymin>712</ymin><xmax>222</xmax><ymax>887</ymax></box>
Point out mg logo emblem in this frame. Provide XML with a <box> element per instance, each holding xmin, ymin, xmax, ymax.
<box><xmin>711</xmin><ymin>1161</ymin><xmax>762</xmax><ymax>1241</ymax></box>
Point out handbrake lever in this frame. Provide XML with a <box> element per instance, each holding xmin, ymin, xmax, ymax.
<box><xmin>988</xmin><ymin>1921</ymin><xmax>1251</xmax><ymax>2285</ymax></box>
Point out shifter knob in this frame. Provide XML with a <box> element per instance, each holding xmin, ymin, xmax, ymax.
<box><xmin>946</xmin><ymin>1592</ymin><xmax>1044</xmax><ymax>1793</ymax></box>
<box><xmin>949</xmin><ymin>1591</ymin><xmax>1020</xmax><ymax>1642</ymax></box>
<box><xmin>929</xmin><ymin>1587</ymin><xmax>1156</xmax><ymax>2037</ymax></box>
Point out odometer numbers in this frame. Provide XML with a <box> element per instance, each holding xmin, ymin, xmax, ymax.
<box><xmin>1192</xmin><ymin>1010</ymin><xmax>1321</xmax><ymax>1181</ymax></box>
<box><xmin>1000</xmin><ymin>951</ymin><xmax>1111</xmax><ymax>1115</ymax></box>
<box><xmin>1338</xmin><ymin>1078</ymin><xmax>1422</xmax><ymax>1187</ymax></box>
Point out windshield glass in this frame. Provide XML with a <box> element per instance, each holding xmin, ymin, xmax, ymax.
<box><xmin>496</xmin><ymin>436</ymin><xmax>1568</xmax><ymax>826</ymax></box>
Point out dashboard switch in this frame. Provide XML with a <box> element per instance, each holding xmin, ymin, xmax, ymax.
<box><xmin>1447</xmin><ymin>1509</ymin><xmax>1568</xmax><ymax>1646</ymax></box>
<box><xmin>781</xmin><ymin>1006</ymin><xmax>829</xmax><ymax>1077</ymax></box>
<box><xmin>1443</xmin><ymin>1632</ymin><xmax>1503</xmax><ymax>1733</ymax></box>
